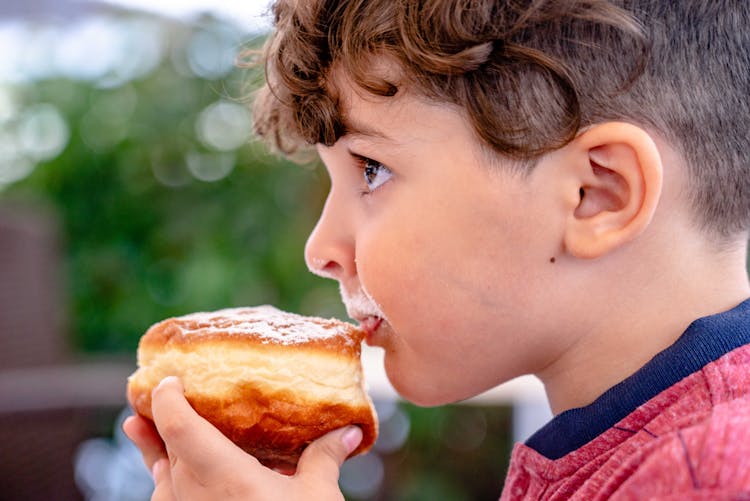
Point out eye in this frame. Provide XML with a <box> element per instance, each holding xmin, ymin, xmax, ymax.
<box><xmin>361</xmin><ymin>157</ymin><xmax>393</xmax><ymax>193</ymax></box>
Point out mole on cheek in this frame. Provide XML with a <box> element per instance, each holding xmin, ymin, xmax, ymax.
<box><xmin>549</xmin><ymin>257</ymin><xmax>556</xmax><ymax>263</ymax></box>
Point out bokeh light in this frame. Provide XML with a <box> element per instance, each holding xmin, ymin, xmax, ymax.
<box><xmin>373</xmin><ymin>399</ymin><xmax>411</xmax><ymax>454</ymax></box>
<box><xmin>0</xmin><ymin>102</ymin><xmax>69</xmax><ymax>188</ymax></box>
<box><xmin>339</xmin><ymin>453</ymin><xmax>385</xmax><ymax>500</ymax></box>
<box><xmin>54</xmin><ymin>18</ymin><xmax>127</xmax><ymax>82</ymax></box>
<box><xmin>185</xmin><ymin>150</ymin><xmax>235</xmax><ymax>182</ymax></box>
<box><xmin>17</xmin><ymin>103</ymin><xmax>70</xmax><ymax>161</ymax></box>
<box><xmin>195</xmin><ymin>100</ymin><xmax>253</xmax><ymax>151</ymax></box>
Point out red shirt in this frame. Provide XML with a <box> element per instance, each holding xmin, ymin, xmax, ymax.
<box><xmin>501</xmin><ymin>300</ymin><xmax>750</xmax><ymax>500</ymax></box>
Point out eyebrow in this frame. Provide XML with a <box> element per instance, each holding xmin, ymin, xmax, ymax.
<box><xmin>342</xmin><ymin>117</ymin><xmax>393</xmax><ymax>142</ymax></box>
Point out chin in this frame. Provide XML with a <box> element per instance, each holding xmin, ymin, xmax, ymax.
<box><xmin>384</xmin><ymin>362</ymin><xmax>465</xmax><ymax>407</ymax></box>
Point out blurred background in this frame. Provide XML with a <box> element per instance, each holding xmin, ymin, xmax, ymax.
<box><xmin>0</xmin><ymin>1</ymin><xmax>549</xmax><ymax>499</ymax></box>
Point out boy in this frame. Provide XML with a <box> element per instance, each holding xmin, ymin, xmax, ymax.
<box><xmin>124</xmin><ymin>0</ymin><xmax>750</xmax><ymax>499</ymax></box>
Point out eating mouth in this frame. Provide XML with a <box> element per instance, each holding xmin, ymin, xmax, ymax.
<box><xmin>341</xmin><ymin>286</ymin><xmax>386</xmax><ymax>342</ymax></box>
<box><xmin>357</xmin><ymin>315</ymin><xmax>383</xmax><ymax>335</ymax></box>
<box><xmin>357</xmin><ymin>315</ymin><xmax>386</xmax><ymax>347</ymax></box>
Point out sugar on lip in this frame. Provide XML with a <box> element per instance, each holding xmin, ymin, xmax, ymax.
<box><xmin>341</xmin><ymin>284</ymin><xmax>386</xmax><ymax>322</ymax></box>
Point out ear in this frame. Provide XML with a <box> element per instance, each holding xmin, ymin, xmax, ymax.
<box><xmin>562</xmin><ymin>122</ymin><xmax>663</xmax><ymax>259</ymax></box>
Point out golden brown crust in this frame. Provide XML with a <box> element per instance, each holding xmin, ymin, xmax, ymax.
<box><xmin>127</xmin><ymin>380</ymin><xmax>377</xmax><ymax>468</ymax></box>
<box><xmin>126</xmin><ymin>306</ymin><xmax>378</xmax><ymax>469</ymax></box>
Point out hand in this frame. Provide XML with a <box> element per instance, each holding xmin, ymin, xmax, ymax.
<box><xmin>123</xmin><ymin>376</ymin><xmax>363</xmax><ymax>501</ymax></box>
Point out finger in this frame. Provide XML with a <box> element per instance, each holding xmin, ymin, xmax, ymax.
<box><xmin>150</xmin><ymin>458</ymin><xmax>177</xmax><ymax>501</ymax></box>
<box><xmin>151</xmin><ymin>376</ymin><xmax>255</xmax><ymax>474</ymax></box>
<box><xmin>123</xmin><ymin>415</ymin><xmax>168</xmax><ymax>471</ymax></box>
<box><xmin>295</xmin><ymin>426</ymin><xmax>363</xmax><ymax>484</ymax></box>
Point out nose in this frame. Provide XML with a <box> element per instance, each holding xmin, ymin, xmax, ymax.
<box><xmin>304</xmin><ymin>192</ymin><xmax>356</xmax><ymax>281</ymax></box>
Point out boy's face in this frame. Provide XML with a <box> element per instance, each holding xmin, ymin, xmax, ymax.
<box><xmin>306</xmin><ymin>75</ymin><xmax>578</xmax><ymax>405</ymax></box>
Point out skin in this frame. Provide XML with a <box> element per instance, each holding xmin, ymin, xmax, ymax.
<box><xmin>125</xmin><ymin>69</ymin><xmax>750</xmax><ymax>499</ymax></box>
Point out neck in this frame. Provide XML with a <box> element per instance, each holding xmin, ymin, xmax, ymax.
<box><xmin>538</xmin><ymin>235</ymin><xmax>750</xmax><ymax>415</ymax></box>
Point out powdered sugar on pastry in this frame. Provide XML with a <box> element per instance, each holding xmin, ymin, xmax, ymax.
<box><xmin>175</xmin><ymin>305</ymin><xmax>358</xmax><ymax>345</ymax></box>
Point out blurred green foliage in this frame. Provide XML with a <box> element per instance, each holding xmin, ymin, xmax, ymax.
<box><xmin>387</xmin><ymin>404</ymin><xmax>512</xmax><ymax>500</ymax></box>
<box><xmin>2</xmin><ymin>20</ymin><xmax>344</xmax><ymax>354</ymax></box>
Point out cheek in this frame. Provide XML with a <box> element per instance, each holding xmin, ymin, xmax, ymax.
<box><xmin>354</xmin><ymin>202</ymin><xmax>556</xmax><ymax>403</ymax></box>
<box><xmin>357</xmin><ymin>215</ymin><xmax>433</xmax><ymax>312</ymax></box>
<box><xmin>358</xmin><ymin>222</ymin><xmax>430</xmax><ymax>311</ymax></box>
<box><xmin>357</xmin><ymin>211</ymin><xmax>475</xmax><ymax>346</ymax></box>
<box><xmin>357</xmin><ymin>195</ymin><xmax>552</xmax><ymax>344</ymax></box>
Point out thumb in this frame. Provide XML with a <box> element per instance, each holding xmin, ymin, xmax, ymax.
<box><xmin>151</xmin><ymin>376</ymin><xmax>253</xmax><ymax>476</ymax></box>
<box><xmin>295</xmin><ymin>426</ymin><xmax>363</xmax><ymax>483</ymax></box>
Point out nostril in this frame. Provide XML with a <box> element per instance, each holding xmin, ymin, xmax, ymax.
<box><xmin>306</xmin><ymin>257</ymin><xmax>343</xmax><ymax>280</ymax></box>
<box><xmin>308</xmin><ymin>257</ymin><xmax>328</xmax><ymax>271</ymax></box>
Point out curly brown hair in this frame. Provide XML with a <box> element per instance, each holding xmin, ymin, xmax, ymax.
<box><xmin>251</xmin><ymin>0</ymin><xmax>750</xmax><ymax>238</ymax></box>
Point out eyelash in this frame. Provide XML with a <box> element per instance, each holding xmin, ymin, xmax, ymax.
<box><xmin>353</xmin><ymin>154</ymin><xmax>393</xmax><ymax>196</ymax></box>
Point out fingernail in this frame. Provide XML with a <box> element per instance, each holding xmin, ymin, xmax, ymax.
<box><xmin>341</xmin><ymin>426</ymin><xmax>363</xmax><ymax>454</ymax></box>
<box><xmin>121</xmin><ymin>416</ymin><xmax>134</xmax><ymax>435</ymax></box>
<box><xmin>151</xmin><ymin>458</ymin><xmax>168</xmax><ymax>481</ymax></box>
<box><xmin>156</xmin><ymin>376</ymin><xmax>181</xmax><ymax>391</ymax></box>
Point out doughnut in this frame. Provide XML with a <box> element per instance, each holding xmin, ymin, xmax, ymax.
<box><xmin>126</xmin><ymin>305</ymin><xmax>378</xmax><ymax>469</ymax></box>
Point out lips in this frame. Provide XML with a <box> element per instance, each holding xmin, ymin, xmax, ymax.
<box><xmin>340</xmin><ymin>286</ymin><xmax>387</xmax><ymax>345</ymax></box>
<box><xmin>358</xmin><ymin>316</ymin><xmax>382</xmax><ymax>332</ymax></box>
<box><xmin>358</xmin><ymin>316</ymin><xmax>383</xmax><ymax>343</ymax></box>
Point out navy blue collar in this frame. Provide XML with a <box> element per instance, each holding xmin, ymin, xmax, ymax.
<box><xmin>525</xmin><ymin>298</ymin><xmax>750</xmax><ymax>460</ymax></box>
